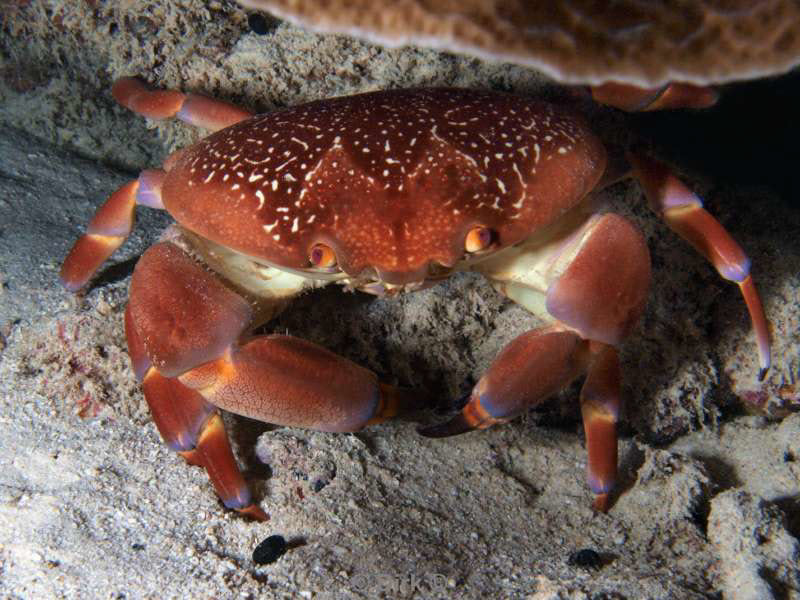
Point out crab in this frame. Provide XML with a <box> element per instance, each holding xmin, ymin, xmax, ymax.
<box><xmin>60</xmin><ymin>78</ymin><xmax>770</xmax><ymax>520</ymax></box>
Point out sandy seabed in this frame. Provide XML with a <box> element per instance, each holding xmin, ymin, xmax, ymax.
<box><xmin>1</xmin><ymin>2</ymin><xmax>799</xmax><ymax>598</ymax></box>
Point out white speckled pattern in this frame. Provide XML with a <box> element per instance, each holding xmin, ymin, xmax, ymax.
<box><xmin>162</xmin><ymin>88</ymin><xmax>606</xmax><ymax>283</ymax></box>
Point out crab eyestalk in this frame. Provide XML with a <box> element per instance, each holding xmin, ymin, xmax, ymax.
<box><xmin>465</xmin><ymin>226</ymin><xmax>493</xmax><ymax>253</ymax></box>
<box><xmin>309</xmin><ymin>243</ymin><xmax>337</xmax><ymax>268</ymax></box>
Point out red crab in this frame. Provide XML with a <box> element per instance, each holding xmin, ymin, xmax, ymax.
<box><xmin>61</xmin><ymin>78</ymin><xmax>770</xmax><ymax>519</ymax></box>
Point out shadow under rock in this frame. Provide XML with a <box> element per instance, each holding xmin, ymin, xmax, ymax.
<box><xmin>773</xmin><ymin>495</ymin><xmax>800</xmax><ymax>540</ymax></box>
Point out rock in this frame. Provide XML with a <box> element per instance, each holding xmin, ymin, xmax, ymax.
<box><xmin>708</xmin><ymin>490</ymin><xmax>800</xmax><ymax>600</ymax></box>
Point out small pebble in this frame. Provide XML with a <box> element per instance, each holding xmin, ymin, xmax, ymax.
<box><xmin>253</xmin><ymin>534</ymin><xmax>288</xmax><ymax>565</ymax></box>
<box><xmin>567</xmin><ymin>548</ymin><xmax>602</xmax><ymax>570</ymax></box>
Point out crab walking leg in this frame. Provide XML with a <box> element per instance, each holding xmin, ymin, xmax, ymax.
<box><xmin>590</xmin><ymin>82</ymin><xmax>719</xmax><ymax>111</ymax></box>
<box><xmin>580</xmin><ymin>344</ymin><xmax>621</xmax><ymax>512</ymax></box>
<box><xmin>421</xmin><ymin>212</ymin><xmax>651</xmax><ymax>509</ymax></box>
<box><xmin>629</xmin><ymin>152</ymin><xmax>771</xmax><ymax>378</ymax></box>
<box><xmin>61</xmin><ymin>76</ymin><xmax>253</xmax><ymax>291</ymax></box>
<box><xmin>419</xmin><ymin>328</ymin><xmax>589</xmax><ymax>437</ymax></box>
<box><xmin>541</xmin><ymin>214</ymin><xmax>649</xmax><ymax>510</ymax></box>
<box><xmin>112</xmin><ymin>77</ymin><xmax>253</xmax><ymax>132</ymax></box>
<box><xmin>125</xmin><ymin>305</ymin><xmax>268</xmax><ymax>520</ymax></box>
<box><xmin>128</xmin><ymin>240</ymin><xmax>417</xmax><ymax>516</ymax></box>
<box><xmin>60</xmin><ymin>169</ymin><xmax>166</xmax><ymax>292</ymax></box>
<box><xmin>419</xmin><ymin>329</ymin><xmax>621</xmax><ymax>512</ymax></box>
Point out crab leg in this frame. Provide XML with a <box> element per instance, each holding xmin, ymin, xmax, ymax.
<box><xmin>419</xmin><ymin>328</ymin><xmax>588</xmax><ymax>436</ymax></box>
<box><xmin>590</xmin><ymin>82</ymin><xmax>718</xmax><ymax>111</ymax></box>
<box><xmin>126</xmin><ymin>305</ymin><xmax>268</xmax><ymax>520</ymax></box>
<box><xmin>61</xmin><ymin>77</ymin><xmax>252</xmax><ymax>291</ymax></box>
<box><xmin>127</xmin><ymin>240</ymin><xmax>419</xmax><ymax>516</ymax></box>
<box><xmin>628</xmin><ymin>152</ymin><xmax>771</xmax><ymax>379</ymax></box>
<box><xmin>59</xmin><ymin>169</ymin><xmax>166</xmax><ymax>292</ymax></box>
<box><xmin>419</xmin><ymin>330</ymin><xmax>622</xmax><ymax>512</ymax></box>
<box><xmin>112</xmin><ymin>77</ymin><xmax>253</xmax><ymax>132</ymax></box>
<box><xmin>580</xmin><ymin>343</ymin><xmax>621</xmax><ymax>512</ymax></box>
<box><xmin>423</xmin><ymin>213</ymin><xmax>651</xmax><ymax>510</ymax></box>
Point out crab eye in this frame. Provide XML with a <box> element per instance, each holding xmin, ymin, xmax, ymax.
<box><xmin>309</xmin><ymin>243</ymin><xmax>337</xmax><ymax>268</ymax></box>
<box><xmin>465</xmin><ymin>226</ymin><xmax>493</xmax><ymax>253</ymax></box>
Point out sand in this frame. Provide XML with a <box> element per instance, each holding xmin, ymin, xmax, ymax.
<box><xmin>1</xmin><ymin>2</ymin><xmax>798</xmax><ymax>598</ymax></box>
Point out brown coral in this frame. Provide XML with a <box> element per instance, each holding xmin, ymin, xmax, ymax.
<box><xmin>238</xmin><ymin>0</ymin><xmax>800</xmax><ymax>86</ymax></box>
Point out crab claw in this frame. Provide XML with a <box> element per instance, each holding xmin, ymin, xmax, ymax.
<box><xmin>420</xmin><ymin>329</ymin><xmax>624</xmax><ymax>512</ymax></box>
<box><xmin>418</xmin><ymin>414</ymin><xmax>475</xmax><ymax>438</ymax></box>
<box><xmin>420</xmin><ymin>328</ymin><xmax>588</xmax><ymax>438</ymax></box>
<box><xmin>418</xmin><ymin>398</ymin><xmax>480</xmax><ymax>438</ymax></box>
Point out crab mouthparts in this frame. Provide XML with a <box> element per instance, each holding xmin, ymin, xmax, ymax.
<box><xmin>350</xmin><ymin>262</ymin><xmax>452</xmax><ymax>295</ymax></box>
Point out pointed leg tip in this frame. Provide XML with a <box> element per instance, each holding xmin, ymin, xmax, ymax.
<box><xmin>178</xmin><ymin>448</ymin><xmax>204</xmax><ymax>467</ymax></box>
<box><xmin>592</xmin><ymin>493</ymin><xmax>610</xmax><ymax>513</ymax></box>
<box><xmin>238</xmin><ymin>504</ymin><xmax>269</xmax><ymax>521</ymax></box>
<box><xmin>417</xmin><ymin>414</ymin><xmax>475</xmax><ymax>438</ymax></box>
<box><xmin>758</xmin><ymin>367</ymin><xmax>769</xmax><ymax>382</ymax></box>
<box><xmin>60</xmin><ymin>275</ymin><xmax>86</xmax><ymax>294</ymax></box>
